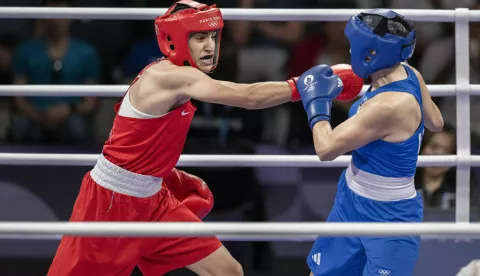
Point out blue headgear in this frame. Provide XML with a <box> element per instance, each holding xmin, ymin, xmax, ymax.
<box><xmin>344</xmin><ymin>9</ymin><xmax>416</xmax><ymax>78</ymax></box>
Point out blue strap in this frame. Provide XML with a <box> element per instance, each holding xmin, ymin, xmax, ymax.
<box><xmin>364</xmin><ymin>65</ymin><xmax>422</xmax><ymax>108</ymax></box>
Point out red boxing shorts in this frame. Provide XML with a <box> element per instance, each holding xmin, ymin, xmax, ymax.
<box><xmin>47</xmin><ymin>172</ymin><xmax>222</xmax><ymax>276</ymax></box>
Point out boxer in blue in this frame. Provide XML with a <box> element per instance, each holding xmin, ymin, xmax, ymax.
<box><xmin>292</xmin><ymin>9</ymin><xmax>445</xmax><ymax>276</ymax></box>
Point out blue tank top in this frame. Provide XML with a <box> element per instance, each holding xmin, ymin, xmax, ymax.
<box><xmin>348</xmin><ymin>65</ymin><xmax>424</xmax><ymax>178</ymax></box>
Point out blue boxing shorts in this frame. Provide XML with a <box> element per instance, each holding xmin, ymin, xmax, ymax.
<box><xmin>307</xmin><ymin>170</ymin><xmax>423</xmax><ymax>276</ymax></box>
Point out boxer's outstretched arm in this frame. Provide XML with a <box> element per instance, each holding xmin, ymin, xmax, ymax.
<box><xmin>178</xmin><ymin>66</ymin><xmax>294</xmax><ymax>109</ymax></box>
<box><xmin>216</xmin><ymin>80</ymin><xmax>293</xmax><ymax>109</ymax></box>
<box><xmin>312</xmin><ymin>95</ymin><xmax>411</xmax><ymax>161</ymax></box>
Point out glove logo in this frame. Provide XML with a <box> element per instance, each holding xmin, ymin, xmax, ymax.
<box><xmin>337</xmin><ymin>78</ymin><xmax>343</xmax><ymax>88</ymax></box>
<box><xmin>304</xmin><ymin>75</ymin><xmax>314</xmax><ymax>85</ymax></box>
<box><xmin>302</xmin><ymin>74</ymin><xmax>317</xmax><ymax>92</ymax></box>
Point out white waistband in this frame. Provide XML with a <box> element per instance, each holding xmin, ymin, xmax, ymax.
<box><xmin>90</xmin><ymin>154</ymin><xmax>163</xmax><ymax>198</ymax></box>
<box><xmin>345</xmin><ymin>163</ymin><xmax>417</xmax><ymax>201</ymax></box>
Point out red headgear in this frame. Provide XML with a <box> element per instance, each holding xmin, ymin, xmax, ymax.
<box><xmin>154</xmin><ymin>1</ymin><xmax>224</xmax><ymax>71</ymax></box>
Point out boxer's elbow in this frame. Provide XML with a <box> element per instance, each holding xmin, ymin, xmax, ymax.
<box><xmin>317</xmin><ymin>151</ymin><xmax>336</xmax><ymax>162</ymax></box>
<box><xmin>425</xmin><ymin>100</ymin><xmax>444</xmax><ymax>132</ymax></box>
<box><xmin>312</xmin><ymin>123</ymin><xmax>339</xmax><ymax>161</ymax></box>
<box><xmin>315</xmin><ymin>145</ymin><xmax>337</xmax><ymax>162</ymax></box>
<box><xmin>427</xmin><ymin>116</ymin><xmax>444</xmax><ymax>133</ymax></box>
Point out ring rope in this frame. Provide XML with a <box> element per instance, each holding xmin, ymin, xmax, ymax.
<box><xmin>1</xmin><ymin>233</ymin><xmax>478</xmax><ymax>242</ymax></box>
<box><xmin>0</xmin><ymin>7</ymin><xmax>476</xmax><ymax>238</ymax></box>
<box><xmin>0</xmin><ymin>84</ymin><xmax>470</xmax><ymax>97</ymax></box>
<box><xmin>0</xmin><ymin>222</ymin><xmax>479</xmax><ymax>237</ymax></box>
<box><xmin>0</xmin><ymin>7</ymin><xmax>461</xmax><ymax>22</ymax></box>
<box><xmin>0</xmin><ymin>153</ymin><xmax>462</xmax><ymax>167</ymax></box>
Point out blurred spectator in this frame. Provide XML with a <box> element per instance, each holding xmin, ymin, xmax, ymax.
<box><xmin>9</xmin><ymin>0</ymin><xmax>100</xmax><ymax>145</ymax></box>
<box><xmin>121</xmin><ymin>20</ymin><xmax>163</xmax><ymax>84</ymax></box>
<box><xmin>388</xmin><ymin>0</ymin><xmax>444</xmax><ymax>67</ymax></box>
<box><xmin>415</xmin><ymin>125</ymin><xmax>478</xmax><ymax>211</ymax></box>
<box><xmin>415</xmin><ymin>126</ymin><xmax>457</xmax><ymax>208</ymax></box>
<box><xmin>233</xmin><ymin>0</ymin><xmax>308</xmax><ymax>83</ymax></box>
<box><xmin>231</xmin><ymin>0</ymin><xmax>309</xmax><ymax>146</ymax></box>
<box><xmin>0</xmin><ymin>35</ymin><xmax>21</xmax><ymax>141</ymax></box>
<box><xmin>0</xmin><ymin>35</ymin><xmax>20</xmax><ymax>85</ymax></box>
<box><xmin>418</xmin><ymin>2</ymin><xmax>480</xmax><ymax>140</ymax></box>
<box><xmin>122</xmin><ymin>39</ymin><xmax>163</xmax><ymax>83</ymax></box>
<box><xmin>0</xmin><ymin>0</ymin><xmax>42</xmax><ymax>40</ymax></box>
<box><xmin>69</xmin><ymin>0</ymin><xmax>131</xmax><ymax>84</ymax></box>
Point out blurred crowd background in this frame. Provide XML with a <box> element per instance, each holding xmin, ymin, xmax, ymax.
<box><xmin>1</xmin><ymin>0</ymin><xmax>480</xmax><ymax>275</ymax></box>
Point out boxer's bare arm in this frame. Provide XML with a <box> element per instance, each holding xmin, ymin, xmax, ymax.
<box><xmin>174</xmin><ymin>66</ymin><xmax>293</xmax><ymax>109</ymax></box>
<box><xmin>405</xmin><ymin>64</ymin><xmax>444</xmax><ymax>132</ymax></box>
<box><xmin>128</xmin><ymin>62</ymin><xmax>294</xmax><ymax>116</ymax></box>
<box><xmin>312</xmin><ymin>93</ymin><xmax>420</xmax><ymax>161</ymax></box>
<box><xmin>127</xmin><ymin>65</ymin><xmax>189</xmax><ymax>116</ymax></box>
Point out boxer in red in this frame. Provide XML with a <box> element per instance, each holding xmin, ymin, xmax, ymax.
<box><xmin>47</xmin><ymin>1</ymin><xmax>363</xmax><ymax>275</ymax></box>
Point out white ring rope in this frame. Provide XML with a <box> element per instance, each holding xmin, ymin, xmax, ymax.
<box><xmin>0</xmin><ymin>7</ymin><xmax>477</xmax><ymax>240</ymax></box>
<box><xmin>0</xmin><ymin>222</ymin><xmax>479</xmax><ymax>237</ymax></box>
<box><xmin>0</xmin><ymin>8</ymin><xmax>460</xmax><ymax>22</ymax></box>
<box><xmin>0</xmin><ymin>84</ymin><xmax>467</xmax><ymax>97</ymax></box>
<box><xmin>1</xmin><ymin>233</ymin><xmax>478</xmax><ymax>242</ymax></box>
<box><xmin>0</xmin><ymin>153</ymin><xmax>462</xmax><ymax>167</ymax></box>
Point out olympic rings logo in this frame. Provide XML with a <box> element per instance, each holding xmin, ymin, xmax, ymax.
<box><xmin>379</xmin><ymin>269</ymin><xmax>391</xmax><ymax>275</ymax></box>
<box><xmin>208</xmin><ymin>21</ymin><xmax>219</xmax><ymax>27</ymax></box>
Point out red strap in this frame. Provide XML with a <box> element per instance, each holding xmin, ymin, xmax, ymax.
<box><xmin>287</xmin><ymin>78</ymin><xmax>301</xmax><ymax>102</ymax></box>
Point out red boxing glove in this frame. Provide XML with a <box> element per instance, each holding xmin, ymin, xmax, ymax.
<box><xmin>332</xmin><ymin>64</ymin><xmax>364</xmax><ymax>101</ymax></box>
<box><xmin>287</xmin><ymin>77</ymin><xmax>301</xmax><ymax>102</ymax></box>
<box><xmin>163</xmin><ymin>168</ymin><xmax>214</xmax><ymax>219</ymax></box>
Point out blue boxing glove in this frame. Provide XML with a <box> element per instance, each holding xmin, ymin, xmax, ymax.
<box><xmin>296</xmin><ymin>64</ymin><xmax>344</xmax><ymax>129</ymax></box>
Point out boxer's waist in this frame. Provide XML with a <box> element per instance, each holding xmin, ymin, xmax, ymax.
<box><xmin>90</xmin><ymin>154</ymin><xmax>163</xmax><ymax>198</ymax></box>
<box><xmin>345</xmin><ymin>163</ymin><xmax>416</xmax><ymax>202</ymax></box>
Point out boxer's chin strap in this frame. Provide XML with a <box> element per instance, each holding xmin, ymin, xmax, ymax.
<box><xmin>162</xmin><ymin>57</ymin><xmax>216</xmax><ymax>74</ymax></box>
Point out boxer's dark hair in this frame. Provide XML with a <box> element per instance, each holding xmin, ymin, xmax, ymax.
<box><xmin>359</xmin><ymin>13</ymin><xmax>414</xmax><ymax>38</ymax></box>
<box><xmin>171</xmin><ymin>3</ymin><xmax>193</xmax><ymax>14</ymax></box>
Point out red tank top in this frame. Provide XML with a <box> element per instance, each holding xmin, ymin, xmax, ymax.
<box><xmin>101</xmin><ymin>61</ymin><xmax>197</xmax><ymax>177</ymax></box>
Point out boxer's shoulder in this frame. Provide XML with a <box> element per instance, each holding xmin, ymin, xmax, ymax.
<box><xmin>141</xmin><ymin>61</ymin><xmax>206</xmax><ymax>91</ymax></box>
<box><xmin>126</xmin><ymin>63</ymin><xmax>188</xmax><ymax>117</ymax></box>
<box><xmin>364</xmin><ymin>91</ymin><xmax>418</xmax><ymax>113</ymax></box>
